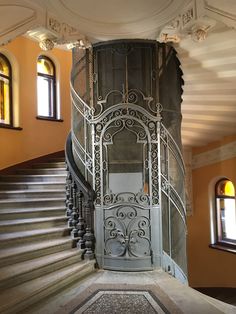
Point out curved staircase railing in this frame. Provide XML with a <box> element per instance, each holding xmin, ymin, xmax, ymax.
<box><xmin>65</xmin><ymin>131</ymin><xmax>96</xmax><ymax>260</ymax></box>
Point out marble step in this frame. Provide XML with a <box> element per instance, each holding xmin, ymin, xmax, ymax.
<box><xmin>0</xmin><ymin>182</ymin><xmax>65</xmax><ymax>191</ymax></box>
<box><xmin>0</xmin><ymin>260</ymin><xmax>95</xmax><ymax>314</ymax></box>
<box><xmin>0</xmin><ymin>174</ymin><xmax>66</xmax><ymax>183</ymax></box>
<box><xmin>0</xmin><ymin>249</ymin><xmax>83</xmax><ymax>290</ymax></box>
<box><xmin>0</xmin><ymin>237</ymin><xmax>74</xmax><ymax>267</ymax></box>
<box><xmin>0</xmin><ymin>226</ymin><xmax>70</xmax><ymax>248</ymax></box>
<box><xmin>48</xmin><ymin>157</ymin><xmax>66</xmax><ymax>163</ymax></box>
<box><xmin>0</xmin><ymin>216</ymin><xmax>67</xmax><ymax>232</ymax></box>
<box><xmin>32</xmin><ymin>162</ymin><xmax>66</xmax><ymax>169</ymax></box>
<box><xmin>0</xmin><ymin>197</ymin><xmax>65</xmax><ymax>209</ymax></box>
<box><xmin>0</xmin><ymin>189</ymin><xmax>65</xmax><ymax>199</ymax></box>
<box><xmin>16</xmin><ymin>168</ymin><xmax>67</xmax><ymax>175</ymax></box>
<box><xmin>0</xmin><ymin>206</ymin><xmax>65</xmax><ymax>220</ymax></box>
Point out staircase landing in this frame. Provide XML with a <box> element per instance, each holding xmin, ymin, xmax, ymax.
<box><xmin>23</xmin><ymin>270</ymin><xmax>236</xmax><ymax>314</ymax></box>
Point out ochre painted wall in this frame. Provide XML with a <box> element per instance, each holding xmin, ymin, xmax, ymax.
<box><xmin>0</xmin><ymin>36</ymin><xmax>72</xmax><ymax>169</ymax></box>
<box><xmin>187</xmin><ymin>135</ymin><xmax>236</xmax><ymax>287</ymax></box>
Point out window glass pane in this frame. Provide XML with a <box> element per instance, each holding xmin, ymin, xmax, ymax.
<box><xmin>37</xmin><ymin>56</ymin><xmax>56</xmax><ymax>118</ymax></box>
<box><xmin>0</xmin><ymin>54</ymin><xmax>11</xmax><ymax>125</ymax></box>
<box><xmin>216</xmin><ymin>179</ymin><xmax>236</xmax><ymax>244</ymax></box>
<box><xmin>0</xmin><ymin>55</ymin><xmax>10</xmax><ymax>76</ymax></box>
<box><xmin>0</xmin><ymin>79</ymin><xmax>10</xmax><ymax>124</ymax></box>
<box><xmin>217</xmin><ymin>198</ymin><xmax>236</xmax><ymax>241</ymax></box>
<box><xmin>37</xmin><ymin>58</ymin><xmax>54</xmax><ymax>75</ymax></box>
<box><xmin>216</xmin><ymin>179</ymin><xmax>235</xmax><ymax>197</ymax></box>
<box><xmin>106</xmin><ymin>128</ymin><xmax>147</xmax><ymax>195</ymax></box>
<box><xmin>37</xmin><ymin>76</ymin><xmax>50</xmax><ymax>116</ymax></box>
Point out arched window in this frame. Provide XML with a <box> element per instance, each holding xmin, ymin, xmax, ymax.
<box><xmin>0</xmin><ymin>53</ymin><xmax>12</xmax><ymax>126</ymax></box>
<box><xmin>37</xmin><ymin>55</ymin><xmax>57</xmax><ymax>119</ymax></box>
<box><xmin>215</xmin><ymin>178</ymin><xmax>236</xmax><ymax>245</ymax></box>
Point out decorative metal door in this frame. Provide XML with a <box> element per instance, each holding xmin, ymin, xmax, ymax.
<box><xmin>93</xmin><ymin>103</ymin><xmax>161</xmax><ymax>270</ymax></box>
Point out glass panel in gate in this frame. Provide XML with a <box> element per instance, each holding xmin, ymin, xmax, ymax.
<box><xmin>100</xmin><ymin>117</ymin><xmax>152</xmax><ymax>270</ymax></box>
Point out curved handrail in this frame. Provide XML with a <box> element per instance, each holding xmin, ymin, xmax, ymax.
<box><xmin>65</xmin><ymin>131</ymin><xmax>95</xmax><ymax>202</ymax></box>
<box><xmin>65</xmin><ymin>132</ymin><xmax>96</xmax><ymax>260</ymax></box>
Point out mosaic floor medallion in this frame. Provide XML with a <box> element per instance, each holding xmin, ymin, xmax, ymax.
<box><xmin>71</xmin><ymin>290</ymin><xmax>169</xmax><ymax>314</ymax></box>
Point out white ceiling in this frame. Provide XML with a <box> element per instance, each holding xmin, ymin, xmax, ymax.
<box><xmin>34</xmin><ymin>0</ymin><xmax>188</xmax><ymax>41</ymax></box>
<box><xmin>0</xmin><ymin>0</ymin><xmax>236</xmax><ymax>147</ymax></box>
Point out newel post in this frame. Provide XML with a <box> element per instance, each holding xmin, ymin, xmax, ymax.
<box><xmin>83</xmin><ymin>197</ymin><xmax>95</xmax><ymax>260</ymax></box>
<box><xmin>76</xmin><ymin>191</ymin><xmax>86</xmax><ymax>249</ymax></box>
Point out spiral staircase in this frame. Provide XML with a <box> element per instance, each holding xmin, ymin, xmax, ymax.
<box><xmin>0</xmin><ymin>157</ymin><xmax>95</xmax><ymax>314</ymax></box>
<box><xmin>0</xmin><ymin>1</ymin><xmax>236</xmax><ymax>313</ymax></box>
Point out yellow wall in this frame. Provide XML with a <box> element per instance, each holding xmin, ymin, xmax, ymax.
<box><xmin>0</xmin><ymin>36</ymin><xmax>72</xmax><ymax>169</ymax></box>
<box><xmin>188</xmin><ymin>135</ymin><xmax>236</xmax><ymax>287</ymax></box>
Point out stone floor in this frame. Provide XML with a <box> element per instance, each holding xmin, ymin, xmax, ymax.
<box><xmin>23</xmin><ymin>269</ymin><xmax>236</xmax><ymax>314</ymax></box>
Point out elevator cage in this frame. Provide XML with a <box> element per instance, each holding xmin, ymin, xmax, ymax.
<box><xmin>70</xmin><ymin>40</ymin><xmax>187</xmax><ymax>283</ymax></box>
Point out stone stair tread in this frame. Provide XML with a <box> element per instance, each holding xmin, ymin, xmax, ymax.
<box><xmin>0</xmin><ymin>248</ymin><xmax>82</xmax><ymax>282</ymax></box>
<box><xmin>33</xmin><ymin>162</ymin><xmax>65</xmax><ymax>167</ymax></box>
<box><xmin>0</xmin><ymin>226</ymin><xmax>69</xmax><ymax>241</ymax></box>
<box><xmin>0</xmin><ymin>206</ymin><xmax>65</xmax><ymax>214</ymax></box>
<box><xmin>0</xmin><ymin>182</ymin><xmax>65</xmax><ymax>186</ymax></box>
<box><xmin>16</xmin><ymin>169</ymin><xmax>67</xmax><ymax>175</ymax></box>
<box><xmin>0</xmin><ymin>174</ymin><xmax>66</xmax><ymax>178</ymax></box>
<box><xmin>18</xmin><ymin>164</ymin><xmax>66</xmax><ymax>171</ymax></box>
<box><xmin>0</xmin><ymin>189</ymin><xmax>65</xmax><ymax>194</ymax></box>
<box><xmin>18</xmin><ymin>167</ymin><xmax>66</xmax><ymax>171</ymax></box>
<box><xmin>0</xmin><ymin>238</ymin><xmax>73</xmax><ymax>260</ymax></box>
<box><xmin>0</xmin><ymin>197</ymin><xmax>65</xmax><ymax>204</ymax></box>
<box><xmin>48</xmin><ymin>157</ymin><xmax>65</xmax><ymax>162</ymax></box>
<box><xmin>0</xmin><ymin>260</ymin><xmax>95</xmax><ymax>313</ymax></box>
<box><xmin>0</xmin><ymin>216</ymin><xmax>66</xmax><ymax>226</ymax></box>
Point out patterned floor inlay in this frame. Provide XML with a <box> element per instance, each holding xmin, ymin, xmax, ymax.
<box><xmin>72</xmin><ymin>290</ymin><xmax>167</xmax><ymax>314</ymax></box>
<box><xmin>56</xmin><ymin>283</ymin><xmax>182</xmax><ymax>314</ymax></box>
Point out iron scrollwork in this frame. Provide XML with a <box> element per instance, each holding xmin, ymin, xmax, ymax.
<box><xmin>104</xmin><ymin>206</ymin><xmax>151</xmax><ymax>258</ymax></box>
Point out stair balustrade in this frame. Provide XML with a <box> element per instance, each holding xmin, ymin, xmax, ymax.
<box><xmin>65</xmin><ymin>132</ymin><xmax>96</xmax><ymax>260</ymax></box>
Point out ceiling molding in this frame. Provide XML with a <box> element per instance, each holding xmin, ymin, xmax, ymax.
<box><xmin>205</xmin><ymin>0</ymin><xmax>236</xmax><ymax>29</ymax></box>
<box><xmin>32</xmin><ymin>0</ymin><xmax>189</xmax><ymax>41</ymax></box>
<box><xmin>0</xmin><ymin>1</ymin><xmax>45</xmax><ymax>46</ymax></box>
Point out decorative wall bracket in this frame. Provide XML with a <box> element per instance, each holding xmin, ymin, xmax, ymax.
<box><xmin>26</xmin><ymin>13</ymin><xmax>89</xmax><ymax>51</ymax></box>
<box><xmin>158</xmin><ymin>0</ymin><xmax>216</xmax><ymax>43</ymax></box>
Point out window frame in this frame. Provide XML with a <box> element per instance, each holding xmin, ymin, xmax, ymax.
<box><xmin>0</xmin><ymin>53</ymin><xmax>13</xmax><ymax>128</ymax></box>
<box><xmin>210</xmin><ymin>178</ymin><xmax>236</xmax><ymax>253</ymax></box>
<box><xmin>37</xmin><ymin>55</ymin><xmax>61</xmax><ymax>121</ymax></box>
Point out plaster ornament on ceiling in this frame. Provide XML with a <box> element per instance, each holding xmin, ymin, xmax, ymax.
<box><xmin>160</xmin><ymin>33</ymin><xmax>180</xmax><ymax>43</ymax></box>
<box><xmin>190</xmin><ymin>26</ymin><xmax>209</xmax><ymax>42</ymax></box>
<box><xmin>158</xmin><ymin>0</ymin><xmax>217</xmax><ymax>43</ymax></box>
<box><xmin>158</xmin><ymin>0</ymin><xmax>199</xmax><ymax>43</ymax></box>
<box><xmin>39</xmin><ymin>38</ymin><xmax>54</xmax><ymax>51</ymax></box>
<box><xmin>66</xmin><ymin>39</ymin><xmax>91</xmax><ymax>50</ymax></box>
<box><xmin>48</xmin><ymin>17</ymin><xmax>78</xmax><ymax>36</ymax></box>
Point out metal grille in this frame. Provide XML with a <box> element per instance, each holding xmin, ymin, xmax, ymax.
<box><xmin>71</xmin><ymin>40</ymin><xmax>187</xmax><ymax>281</ymax></box>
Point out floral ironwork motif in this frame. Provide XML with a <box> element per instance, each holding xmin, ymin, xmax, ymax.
<box><xmin>104</xmin><ymin>206</ymin><xmax>151</xmax><ymax>258</ymax></box>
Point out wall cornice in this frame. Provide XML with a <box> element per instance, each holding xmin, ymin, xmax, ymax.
<box><xmin>193</xmin><ymin>141</ymin><xmax>236</xmax><ymax>169</ymax></box>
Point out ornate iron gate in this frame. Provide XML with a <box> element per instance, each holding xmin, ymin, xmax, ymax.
<box><xmin>93</xmin><ymin>102</ymin><xmax>162</xmax><ymax>270</ymax></box>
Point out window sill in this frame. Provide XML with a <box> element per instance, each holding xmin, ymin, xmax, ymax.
<box><xmin>36</xmin><ymin>116</ymin><xmax>64</xmax><ymax>122</ymax></box>
<box><xmin>209</xmin><ymin>243</ymin><xmax>236</xmax><ymax>254</ymax></box>
<box><xmin>0</xmin><ymin>124</ymin><xmax>22</xmax><ymax>131</ymax></box>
